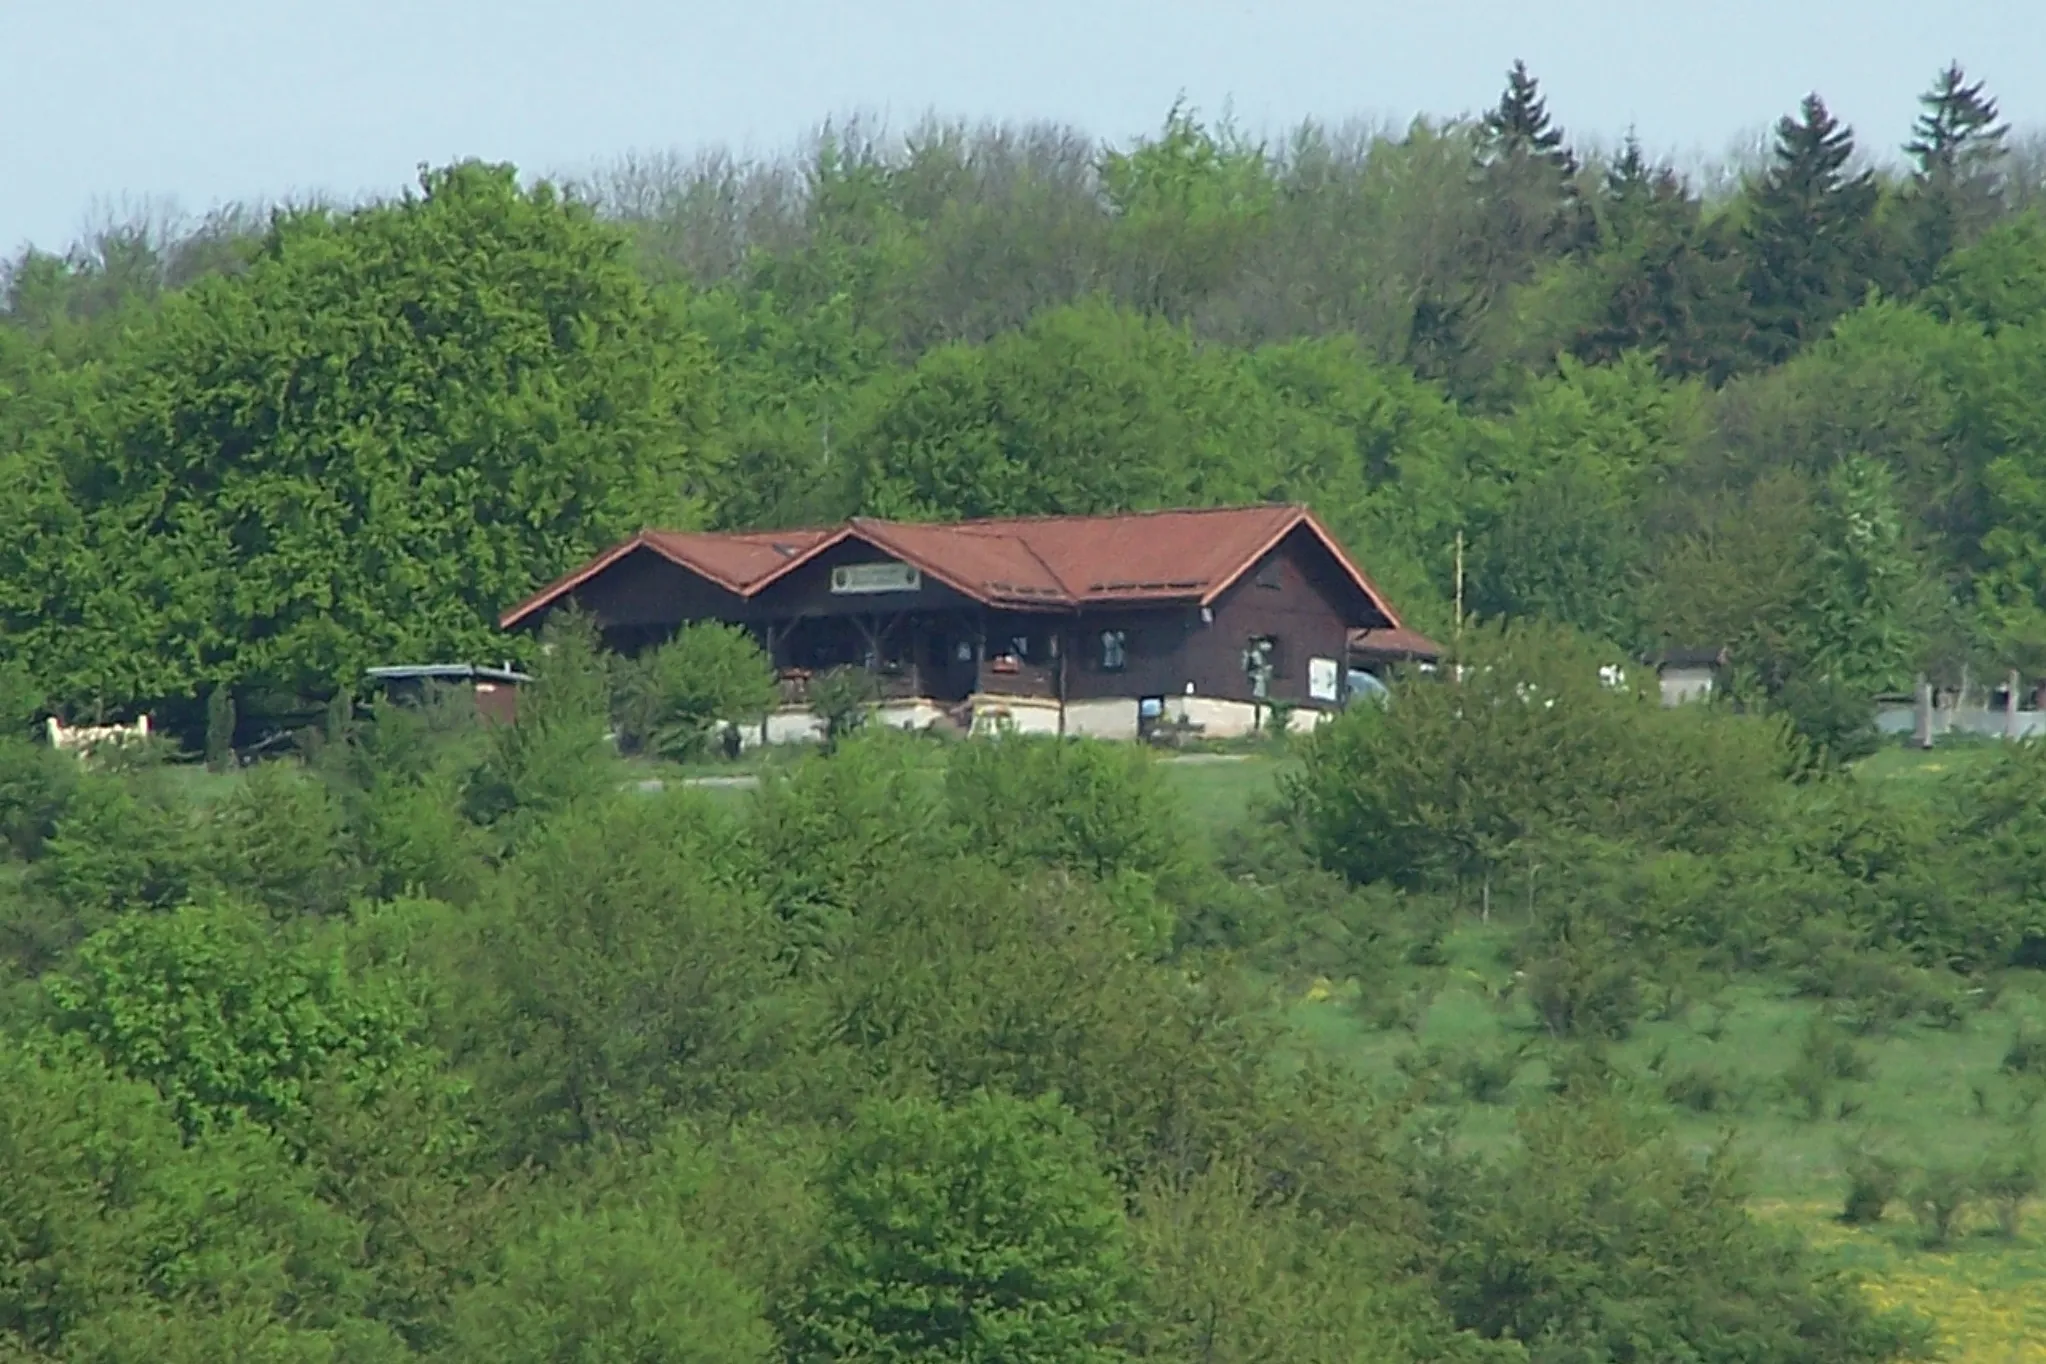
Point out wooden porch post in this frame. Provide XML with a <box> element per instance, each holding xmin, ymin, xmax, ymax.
<box><xmin>972</xmin><ymin>615</ymin><xmax>986</xmax><ymax>700</ymax></box>
<box><xmin>761</xmin><ymin>621</ymin><xmax>780</xmax><ymax>747</ymax></box>
<box><xmin>2009</xmin><ymin>669</ymin><xmax>2023</xmax><ymax>742</ymax></box>
<box><xmin>1056</xmin><ymin>630</ymin><xmax>1069</xmax><ymax>736</ymax></box>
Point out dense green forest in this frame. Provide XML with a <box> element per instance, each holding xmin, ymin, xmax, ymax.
<box><xmin>5</xmin><ymin>62</ymin><xmax>2046</xmax><ymax>739</ymax></box>
<box><xmin>7</xmin><ymin>60</ymin><xmax>2046</xmax><ymax>1360</ymax></box>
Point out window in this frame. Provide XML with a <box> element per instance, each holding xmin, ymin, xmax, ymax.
<box><xmin>1100</xmin><ymin>630</ymin><xmax>1127</xmax><ymax>671</ymax></box>
<box><xmin>1011</xmin><ymin>635</ymin><xmax>1031</xmax><ymax>660</ymax></box>
<box><xmin>1243</xmin><ymin>635</ymin><xmax>1282</xmax><ymax>698</ymax></box>
<box><xmin>1255</xmin><ymin>557</ymin><xmax>1282</xmax><ymax>589</ymax></box>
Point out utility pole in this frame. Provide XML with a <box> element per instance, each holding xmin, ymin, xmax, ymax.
<box><xmin>1453</xmin><ymin>530</ymin><xmax>1465</xmax><ymax>654</ymax></box>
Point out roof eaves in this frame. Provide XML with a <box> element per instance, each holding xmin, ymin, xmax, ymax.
<box><xmin>499</xmin><ymin>532</ymin><xmax>653</xmax><ymax>630</ymax></box>
<box><xmin>831</xmin><ymin>520</ymin><xmax>1005</xmax><ymax>606</ymax></box>
<box><xmin>737</xmin><ymin>526</ymin><xmax>857</xmax><ymax>597</ymax></box>
<box><xmin>1192</xmin><ymin>506</ymin><xmax>1309</xmax><ymax>608</ymax></box>
<box><xmin>744</xmin><ymin>519</ymin><xmax>1008</xmax><ymax>606</ymax></box>
<box><xmin>1201</xmin><ymin>507</ymin><xmax>1405</xmax><ymax>628</ymax></box>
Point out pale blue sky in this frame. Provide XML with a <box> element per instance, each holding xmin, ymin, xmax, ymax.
<box><xmin>5</xmin><ymin>0</ymin><xmax>2044</xmax><ymax>253</ymax></box>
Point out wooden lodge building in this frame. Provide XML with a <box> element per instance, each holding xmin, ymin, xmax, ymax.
<box><xmin>499</xmin><ymin>504</ymin><xmax>1440</xmax><ymax>742</ymax></box>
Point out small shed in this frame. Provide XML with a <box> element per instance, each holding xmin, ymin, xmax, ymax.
<box><xmin>1649</xmin><ymin>647</ymin><xmax>1726</xmax><ymax>707</ymax></box>
<box><xmin>363</xmin><ymin>664</ymin><xmax>531</xmax><ymax>725</ymax></box>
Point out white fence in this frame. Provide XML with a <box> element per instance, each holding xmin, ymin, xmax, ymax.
<box><xmin>1875</xmin><ymin>704</ymin><xmax>2046</xmax><ymax>742</ymax></box>
<box><xmin>45</xmin><ymin>715</ymin><xmax>151</xmax><ymax>757</ymax></box>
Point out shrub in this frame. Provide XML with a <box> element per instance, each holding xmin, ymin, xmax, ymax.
<box><xmin>792</xmin><ymin>1090</ymin><xmax>1135</xmax><ymax>1364</ymax></box>
<box><xmin>1784</xmin><ymin>1019</ymin><xmax>1874</xmax><ymax>1122</ymax></box>
<box><xmin>1774</xmin><ymin>673</ymin><xmax>1882</xmax><ymax>771</ymax></box>
<box><xmin>1429</xmin><ymin>1096</ymin><xmax>1925</xmax><ymax>1362</ymax></box>
<box><xmin>1907</xmin><ymin>1163</ymin><xmax>1973</xmax><ymax>1248</ymax></box>
<box><xmin>746</xmin><ymin>733</ymin><xmax>947</xmax><ymax>973</ymax></box>
<box><xmin>1978</xmin><ymin>1139</ymin><xmax>2039</xmax><ymax>1239</ymax></box>
<box><xmin>2003</xmin><ymin>1026</ymin><xmax>2046</xmax><ymax>1076</ymax></box>
<box><xmin>807</xmin><ymin>666</ymin><xmax>876</xmax><ymax>749</ymax></box>
<box><xmin>477</xmin><ymin>791</ymin><xmax>780</xmax><ymax>1158</ymax></box>
<box><xmin>1839</xmin><ymin>1146</ymin><xmax>1903</xmax><ymax>1225</ymax></box>
<box><xmin>1450</xmin><ymin>1044</ymin><xmax>1525</xmax><ymax>1105</ymax></box>
<box><xmin>44</xmin><ymin>902</ymin><xmax>433</xmax><ymax>1142</ymax></box>
<box><xmin>1517</xmin><ymin>902</ymin><xmax>1644</xmax><ymax>1041</ymax></box>
<box><xmin>1664</xmin><ymin>1061</ymin><xmax>1740</xmax><ymax>1114</ymax></box>
<box><xmin>447</xmin><ymin>1203</ymin><xmax>774</xmax><ymax>1364</ymax></box>
<box><xmin>33</xmin><ymin>771</ymin><xmax>202</xmax><ymax>920</ymax></box>
<box><xmin>0</xmin><ymin>736</ymin><xmax>76</xmax><ymax>860</ymax></box>
<box><xmin>1801</xmin><ymin>1016</ymin><xmax>1875</xmax><ymax>1081</ymax></box>
<box><xmin>204</xmin><ymin>760</ymin><xmax>361</xmax><ymax>916</ymax></box>
<box><xmin>613</xmin><ymin>622</ymin><xmax>777</xmax><ymax>761</ymax></box>
<box><xmin>944</xmin><ymin>737</ymin><xmax>1200</xmax><ymax>956</ymax></box>
<box><xmin>465</xmin><ymin>609</ymin><xmax>614</xmax><ymax>836</ymax></box>
<box><xmin>1289</xmin><ymin>619</ymin><xmax>1794</xmax><ymax>890</ymax></box>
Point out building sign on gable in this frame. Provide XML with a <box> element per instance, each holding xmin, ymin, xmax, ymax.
<box><xmin>830</xmin><ymin>562</ymin><xmax>921</xmax><ymax>595</ymax></box>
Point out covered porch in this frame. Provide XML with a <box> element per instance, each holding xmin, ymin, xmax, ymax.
<box><xmin>759</xmin><ymin>608</ymin><xmax>1062</xmax><ymax>707</ymax></box>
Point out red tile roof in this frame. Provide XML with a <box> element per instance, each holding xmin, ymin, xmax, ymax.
<box><xmin>1348</xmin><ymin>626</ymin><xmax>1444</xmax><ymax>661</ymax></box>
<box><xmin>640</xmin><ymin>528</ymin><xmax>836</xmax><ymax>594</ymax></box>
<box><xmin>500</xmin><ymin>527</ymin><xmax>835</xmax><ymax>621</ymax></box>
<box><xmin>500</xmin><ymin>505</ymin><xmax>1404</xmax><ymax>629</ymax></box>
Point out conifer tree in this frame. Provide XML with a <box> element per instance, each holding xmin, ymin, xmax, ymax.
<box><xmin>1739</xmin><ymin>93</ymin><xmax>1881</xmax><ymax>367</ymax></box>
<box><xmin>1904</xmin><ymin>62</ymin><xmax>2010</xmax><ymax>285</ymax></box>
<box><xmin>1424</xmin><ymin>60</ymin><xmax>1590</xmax><ymax>396</ymax></box>
<box><xmin>1481</xmin><ymin>60</ymin><xmax>1576</xmax><ymax>174</ymax></box>
<box><xmin>1575</xmin><ymin>133</ymin><xmax>1745</xmax><ymax>381</ymax></box>
<box><xmin>1600</xmin><ymin>130</ymin><xmax>1688</xmax><ymax>248</ymax></box>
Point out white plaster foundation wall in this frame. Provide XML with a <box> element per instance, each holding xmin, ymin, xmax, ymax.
<box><xmin>739</xmin><ymin>701</ymin><xmax>954</xmax><ymax>748</ymax></box>
<box><xmin>875</xmin><ymin>699</ymin><xmax>952</xmax><ymax>733</ymax></box>
<box><xmin>757</xmin><ymin>708</ymin><xmax>827</xmax><ymax>747</ymax></box>
<box><xmin>1164</xmin><ymin>696</ymin><xmax>1259</xmax><ymax>738</ymax></box>
<box><xmin>1287</xmin><ymin>707</ymin><xmax>1333</xmax><ymax>734</ymax></box>
<box><xmin>1162</xmin><ymin>696</ymin><xmax>1334</xmax><ymax>738</ymax></box>
<box><xmin>1063</xmin><ymin>698</ymin><xmax>1141</xmax><ymax>740</ymax></box>
<box><xmin>735</xmin><ymin>694</ymin><xmax>1331</xmax><ymax>747</ymax></box>
<box><xmin>969</xmin><ymin>693</ymin><xmax>1062</xmax><ymax>736</ymax></box>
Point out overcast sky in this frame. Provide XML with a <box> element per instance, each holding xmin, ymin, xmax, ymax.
<box><xmin>5</xmin><ymin>0</ymin><xmax>2044</xmax><ymax>253</ymax></box>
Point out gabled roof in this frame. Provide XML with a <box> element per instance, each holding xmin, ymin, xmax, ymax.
<box><xmin>499</xmin><ymin>527</ymin><xmax>835</xmax><ymax>628</ymax></box>
<box><xmin>499</xmin><ymin>505</ymin><xmax>1403</xmax><ymax>628</ymax></box>
<box><xmin>1648</xmin><ymin>646</ymin><xmax>1729</xmax><ymax>670</ymax></box>
<box><xmin>1348</xmin><ymin>626</ymin><xmax>1444</xmax><ymax>662</ymax></box>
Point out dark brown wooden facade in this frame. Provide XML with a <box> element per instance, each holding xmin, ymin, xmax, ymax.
<box><xmin>501</xmin><ymin>506</ymin><xmax>1417</xmax><ymax>725</ymax></box>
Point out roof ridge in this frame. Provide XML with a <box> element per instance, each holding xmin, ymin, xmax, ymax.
<box><xmin>643</xmin><ymin>504</ymin><xmax>1304</xmax><ymax>540</ymax></box>
<box><xmin>919</xmin><ymin>502</ymin><xmax>1304</xmax><ymax>531</ymax></box>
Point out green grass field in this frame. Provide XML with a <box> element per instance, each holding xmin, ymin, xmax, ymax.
<box><xmin>624</xmin><ymin>738</ymin><xmax>1291</xmax><ymax>832</ymax></box>
<box><xmin>1280</xmin><ymin>923</ymin><xmax>2046</xmax><ymax>1359</ymax></box>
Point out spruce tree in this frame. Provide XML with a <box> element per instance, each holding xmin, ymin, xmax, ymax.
<box><xmin>1739</xmin><ymin>93</ymin><xmax>1880</xmax><ymax>367</ymax></box>
<box><xmin>1482</xmin><ymin>59</ymin><xmax>1576</xmax><ymax>174</ymax></box>
<box><xmin>1904</xmin><ymin>62</ymin><xmax>2010</xmax><ymax>285</ymax></box>
<box><xmin>203</xmin><ymin>685</ymin><xmax>236</xmax><ymax>773</ymax></box>
<box><xmin>1600</xmin><ymin>130</ymin><xmax>1689</xmax><ymax>248</ymax></box>
<box><xmin>1434</xmin><ymin>59</ymin><xmax>1590</xmax><ymax>397</ymax></box>
<box><xmin>1576</xmin><ymin>133</ymin><xmax>1745</xmax><ymax>380</ymax></box>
